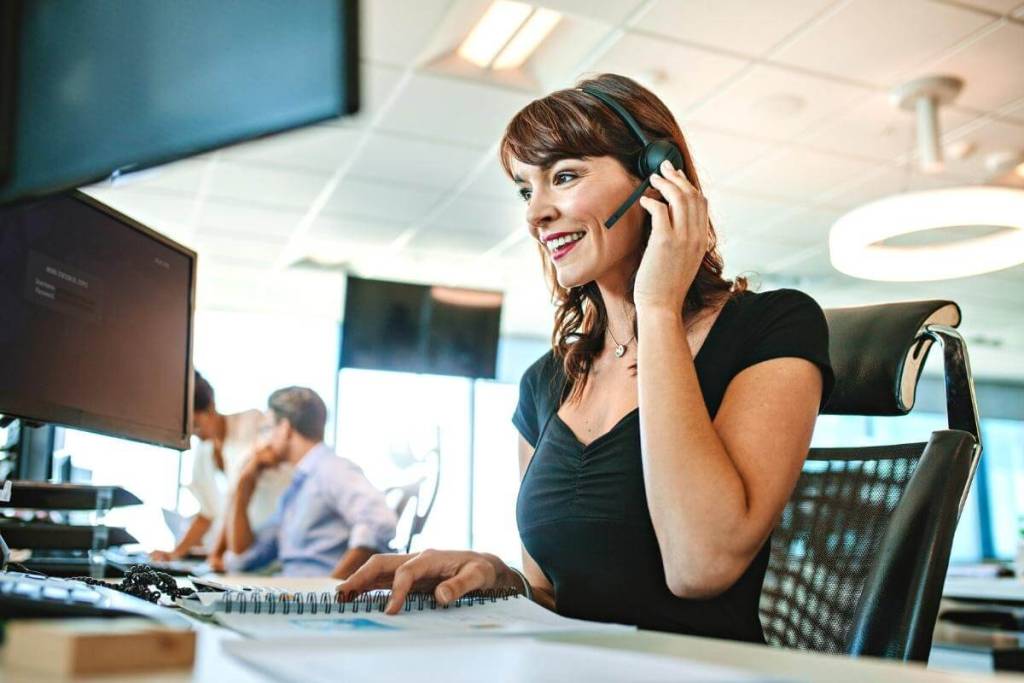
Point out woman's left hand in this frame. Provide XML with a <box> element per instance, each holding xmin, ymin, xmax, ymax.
<box><xmin>633</xmin><ymin>159</ymin><xmax>710</xmax><ymax>314</ymax></box>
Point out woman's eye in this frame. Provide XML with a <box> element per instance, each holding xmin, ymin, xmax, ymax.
<box><xmin>518</xmin><ymin>188</ymin><xmax>532</xmax><ymax>202</ymax></box>
<box><xmin>553</xmin><ymin>171</ymin><xmax>577</xmax><ymax>185</ymax></box>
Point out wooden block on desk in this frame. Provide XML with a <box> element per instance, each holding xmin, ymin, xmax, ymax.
<box><xmin>4</xmin><ymin>618</ymin><xmax>195</xmax><ymax>676</ymax></box>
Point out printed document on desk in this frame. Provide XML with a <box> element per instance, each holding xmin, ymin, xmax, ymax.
<box><xmin>225</xmin><ymin>636</ymin><xmax>782</xmax><ymax>682</ymax></box>
<box><xmin>185</xmin><ymin>591</ymin><xmax>632</xmax><ymax>639</ymax></box>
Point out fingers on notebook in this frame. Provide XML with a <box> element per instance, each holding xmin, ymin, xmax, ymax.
<box><xmin>385</xmin><ymin>554</ymin><xmax>436</xmax><ymax>614</ymax></box>
<box><xmin>434</xmin><ymin>561</ymin><xmax>491</xmax><ymax>606</ymax></box>
<box><xmin>336</xmin><ymin>553</ymin><xmax>408</xmax><ymax>598</ymax></box>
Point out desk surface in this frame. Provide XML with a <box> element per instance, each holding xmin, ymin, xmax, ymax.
<box><xmin>945</xmin><ymin>578</ymin><xmax>1024</xmax><ymax>604</ymax></box>
<box><xmin>4</xmin><ymin>613</ymin><xmax>1024</xmax><ymax>682</ymax></box>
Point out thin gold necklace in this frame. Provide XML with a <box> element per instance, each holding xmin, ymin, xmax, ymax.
<box><xmin>607</xmin><ymin>326</ymin><xmax>636</xmax><ymax>359</ymax></box>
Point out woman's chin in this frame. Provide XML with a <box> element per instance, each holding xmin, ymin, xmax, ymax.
<box><xmin>555</xmin><ymin>269</ymin><xmax>590</xmax><ymax>290</ymax></box>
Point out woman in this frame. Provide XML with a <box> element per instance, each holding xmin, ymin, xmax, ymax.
<box><xmin>338</xmin><ymin>73</ymin><xmax>833</xmax><ymax>643</ymax></box>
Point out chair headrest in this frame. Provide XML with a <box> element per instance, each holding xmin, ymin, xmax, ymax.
<box><xmin>822</xmin><ymin>300</ymin><xmax>961</xmax><ymax>416</ymax></box>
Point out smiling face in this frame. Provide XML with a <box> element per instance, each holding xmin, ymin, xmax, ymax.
<box><xmin>511</xmin><ymin>155</ymin><xmax>647</xmax><ymax>290</ymax></box>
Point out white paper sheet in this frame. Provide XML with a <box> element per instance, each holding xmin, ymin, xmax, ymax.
<box><xmin>224</xmin><ymin>636</ymin><xmax>782</xmax><ymax>683</ymax></box>
<box><xmin>211</xmin><ymin>593</ymin><xmax>631</xmax><ymax>639</ymax></box>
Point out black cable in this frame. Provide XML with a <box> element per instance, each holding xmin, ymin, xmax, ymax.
<box><xmin>69</xmin><ymin>564</ymin><xmax>196</xmax><ymax>603</ymax></box>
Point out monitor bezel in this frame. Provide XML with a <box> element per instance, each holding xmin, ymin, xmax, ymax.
<box><xmin>0</xmin><ymin>190</ymin><xmax>197</xmax><ymax>451</ymax></box>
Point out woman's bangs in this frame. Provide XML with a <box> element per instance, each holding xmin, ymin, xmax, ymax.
<box><xmin>500</xmin><ymin>96</ymin><xmax>612</xmax><ymax>176</ymax></box>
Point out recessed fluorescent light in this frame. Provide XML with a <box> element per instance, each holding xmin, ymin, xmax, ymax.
<box><xmin>492</xmin><ymin>7</ymin><xmax>561</xmax><ymax>70</ymax></box>
<box><xmin>458</xmin><ymin>1</ymin><xmax>533</xmax><ymax>69</ymax></box>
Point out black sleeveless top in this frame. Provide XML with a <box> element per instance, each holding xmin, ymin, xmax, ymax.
<box><xmin>512</xmin><ymin>288</ymin><xmax>834</xmax><ymax>643</ymax></box>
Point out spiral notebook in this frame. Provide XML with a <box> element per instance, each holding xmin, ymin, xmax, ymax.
<box><xmin>179</xmin><ymin>588</ymin><xmax>631</xmax><ymax>640</ymax></box>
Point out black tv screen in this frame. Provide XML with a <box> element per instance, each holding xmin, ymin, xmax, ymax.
<box><xmin>0</xmin><ymin>191</ymin><xmax>195</xmax><ymax>449</ymax></box>
<box><xmin>340</xmin><ymin>277</ymin><xmax>503</xmax><ymax>379</ymax></box>
<box><xmin>0</xmin><ymin>0</ymin><xmax>359</xmax><ymax>205</ymax></box>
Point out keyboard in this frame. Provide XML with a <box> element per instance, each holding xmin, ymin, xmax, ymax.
<box><xmin>0</xmin><ymin>571</ymin><xmax>190</xmax><ymax>626</ymax></box>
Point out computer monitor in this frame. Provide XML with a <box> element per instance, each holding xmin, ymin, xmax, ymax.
<box><xmin>0</xmin><ymin>0</ymin><xmax>359</xmax><ymax>205</ymax></box>
<box><xmin>0</xmin><ymin>191</ymin><xmax>196</xmax><ymax>450</ymax></box>
<box><xmin>340</xmin><ymin>276</ymin><xmax>504</xmax><ymax>380</ymax></box>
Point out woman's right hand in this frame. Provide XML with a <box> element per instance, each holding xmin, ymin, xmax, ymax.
<box><xmin>336</xmin><ymin>550</ymin><xmax>519</xmax><ymax>615</ymax></box>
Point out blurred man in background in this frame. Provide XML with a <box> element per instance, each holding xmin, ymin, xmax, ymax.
<box><xmin>224</xmin><ymin>386</ymin><xmax>396</xmax><ymax>578</ymax></box>
<box><xmin>151</xmin><ymin>371</ymin><xmax>292</xmax><ymax>569</ymax></box>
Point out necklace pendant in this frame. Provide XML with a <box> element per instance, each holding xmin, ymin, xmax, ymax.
<box><xmin>615</xmin><ymin>344</ymin><xmax>626</xmax><ymax>358</ymax></box>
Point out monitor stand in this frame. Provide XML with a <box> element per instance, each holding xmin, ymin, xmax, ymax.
<box><xmin>0</xmin><ymin>480</ymin><xmax>10</xmax><ymax>571</ymax></box>
<box><xmin>1</xmin><ymin>419</ymin><xmax>57</xmax><ymax>482</ymax></box>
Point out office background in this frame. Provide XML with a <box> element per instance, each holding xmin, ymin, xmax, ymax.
<box><xmin>3</xmin><ymin>0</ymin><xmax>1021</xmax><ymax>567</ymax></box>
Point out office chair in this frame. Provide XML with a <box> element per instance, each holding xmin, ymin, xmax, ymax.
<box><xmin>384</xmin><ymin>447</ymin><xmax>441</xmax><ymax>553</ymax></box>
<box><xmin>759</xmin><ymin>300</ymin><xmax>982</xmax><ymax>662</ymax></box>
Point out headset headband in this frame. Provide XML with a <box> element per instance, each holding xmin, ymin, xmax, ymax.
<box><xmin>580</xmin><ymin>87</ymin><xmax>650</xmax><ymax>146</ymax></box>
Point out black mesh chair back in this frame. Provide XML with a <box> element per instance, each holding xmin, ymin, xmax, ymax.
<box><xmin>759</xmin><ymin>300</ymin><xmax>982</xmax><ymax>662</ymax></box>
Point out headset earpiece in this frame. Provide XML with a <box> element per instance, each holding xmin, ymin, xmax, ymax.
<box><xmin>579</xmin><ymin>86</ymin><xmax>685</xmax><ymax>229</ymax></box>
<box><xmin>639</xmin><ymin>139</ymin><xmax>684</xmax><ymax>178</ymax></box>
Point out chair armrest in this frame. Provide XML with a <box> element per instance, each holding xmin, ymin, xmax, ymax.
<box><xmin>846</xmin><ymin>429</ymin><xmax>978</xmax><ymax>661</ymax></box>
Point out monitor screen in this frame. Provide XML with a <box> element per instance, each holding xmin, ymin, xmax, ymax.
<box><xmin>0</xmin><ymin>0</ymin><xmax>359</xmax><ymax>205</ymax></box>
<box><xmin>341</xmin><ymin>277</ymin><xmax>503</xmax><ymax>380</ymax></box>
<box><xmin>0</xmin><ymin>192</ymin><xmax>195</xmax><ymax>449</ymax></box>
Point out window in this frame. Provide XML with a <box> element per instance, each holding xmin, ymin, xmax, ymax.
<box><xmin>59</xmin><ymin>308</ymin><xmax>339</xmax><ymax>550</ymax></box>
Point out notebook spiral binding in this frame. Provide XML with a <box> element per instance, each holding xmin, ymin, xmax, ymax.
<box><xmin>222</xmin><ymin>588</ymin><xmax>521</xmax><ymax>615</ymax></box>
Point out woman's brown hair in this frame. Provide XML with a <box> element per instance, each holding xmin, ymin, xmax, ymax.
<box><xmin>499</xmin><ymin>73</ymin><xmax>746</xmax><ymax>402</ymax></box>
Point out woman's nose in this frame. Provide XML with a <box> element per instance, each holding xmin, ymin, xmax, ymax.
<box><xmin>526</xmin><ymin>193</ymin><xmax>557</xmax><ymax>228</ymax></box>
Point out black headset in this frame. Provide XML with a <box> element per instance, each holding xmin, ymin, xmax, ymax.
<box><xmin>579</xmin><ymin>86</ymin><xmax>685</xmax><ymax>229</ymax></box>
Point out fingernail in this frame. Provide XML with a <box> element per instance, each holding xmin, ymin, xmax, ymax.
<box><xmin>438</xmin><ymin>587</ymin><xmax>452</xmax><ymax>603</ymax></box>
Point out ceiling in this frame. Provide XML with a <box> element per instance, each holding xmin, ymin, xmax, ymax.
<box><xmin>82</xmin><ymin>0</ymin><xmax>1024</xmax><ymax>381</ymax></box>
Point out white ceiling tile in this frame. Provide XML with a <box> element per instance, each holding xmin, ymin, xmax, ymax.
<box><xmin>463</xmin><ymin>154</ymin><xmax>518</xmax><ymax>201</ymax></box>
<box><xmin>589</xmin><ymin>33</ymin><xmax>750</xmax><ymax>115</ymax></box>
<box><xmin>346</xmin><ymin>132</ymin><xmax>487</xmax><ymax>189</ymax></box>
<box><xmin>688</xmin><ymin>64</ymin><xmax>872</xmax><ymax>142</ymax></box>
<box><xmin>336</xmin><ymin>62</ymin><xmax>407</xmax><ymax>129</ymax></box>
<box><xmin>763</xmin><ymin>244</ymin><xmax>838</xmax><ymax>278</ymax></box>
<box><xmin>194</xmin><ymin>235</ymin><xmax>288</xmax><ymax>267</ymax></box>
<box><xmin>219</xmin><ymin>125</ymin><xmax>363</xmax><ymax>173</ymax></box>
<box><xmin>720</xmin><ymin>239</ymin><xmax>815</xmax><ymax>280</ymax></box>
<box><xmin>378</xmin><ymin>73</ymin><xmax>533</xmax><ymax>147</ymax></box>
<box><xmin>362</xmin><ymin>0</ymin><xmax>452</xmax><ymax>67</ymax></box>
<box><xmin>760</xmin><ymin>205</ymin><xmax>844</xmax><ymax>248</ymax></box>
<box><xmin>541</xmin><ymin>0</ymin><xmax>648</xmax><ymax>24</ymax></box>
<box><xmin>124</xmin><ymin>158</ymin><xmax>211</xmax><ymax>195</ymax></box>
<box><xmin>724</xmin><ymin>146</ymin><xmax>879</xmax><ymax>202</ymax></box>
<box><xmin>526</xmin><ymin>15</ymin><xmax>628</xmax><ymax>94</ymax></box>
<box><xmin>427</xmin><ymin>195</ymin><xmax>525</xmax><ymax>237</ymax></box>
<box><xmin>632</xmin><ymin>0</ymin><xmax>837</xmax><ymax>58</ymax></box>
<box><xmin>684</xmin><ymin>125</ymin><xmax>776</xmax><ymax>187</ymax></box>
<box><xmin>772</xmin><ymin>0</ymin><xmax>991</xmax><ymax>86</ymax></box>
<box><xmin>205</xmin><ymin>161</ymin><xmax>330</xmax><ymax>210</ymax></box>
<box><xmin>942</xmin><ymin>116</ymin><xmax>1024</xmax><ymax>179</ymax></box>
<box><xmin>325</xmin><ymin>176</ymin><xmax>444</xmax><ymax>223</ymax></box>
<box><xmin>707</xmin><ymin>189</ymin><xmax>803</xmax><ymax>240</ymax></box>
<box><xmin>406</xmin><ymin>227</ymin><xmax>506</xmax><ymax>254</ymax></box>
<box><xmin>954</xmin><ymin>0</ymin><xmax>1024</xmax><ymax>15</ymax></box>
<box><xmin>197</xmin><ymin>200</ymin><xmax>305</xmax><ymax>238</ymax></box>
<box><xmin>821</xmin><ymin>162</ymin><xmax>979</xmax><ymax>209</ymax></box>
<box><xmin>804</xmin><ymin>93</ymin><xmax>977</xmax><ymax>162</ymax></box>
<box><xmin>925</xmin><ymin>21</ymin><xmax>1024</xmax><ymax>113</ymax></box>
<box><xmin>308</xmin><ymin>213</ymin><xmax>408</xmax><ymax>245</ymax></box>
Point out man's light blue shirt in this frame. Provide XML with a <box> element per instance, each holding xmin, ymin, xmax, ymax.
<box><xmin>225</xmin><ymin>443</ymin><xmax>396</xmax><ymax>576</ymax></box>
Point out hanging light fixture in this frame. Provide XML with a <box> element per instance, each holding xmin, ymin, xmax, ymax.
<box><xmin>828</xmin><ymin>75</ymin><xmax>1024</xmax><ymax>281</ymax></box>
